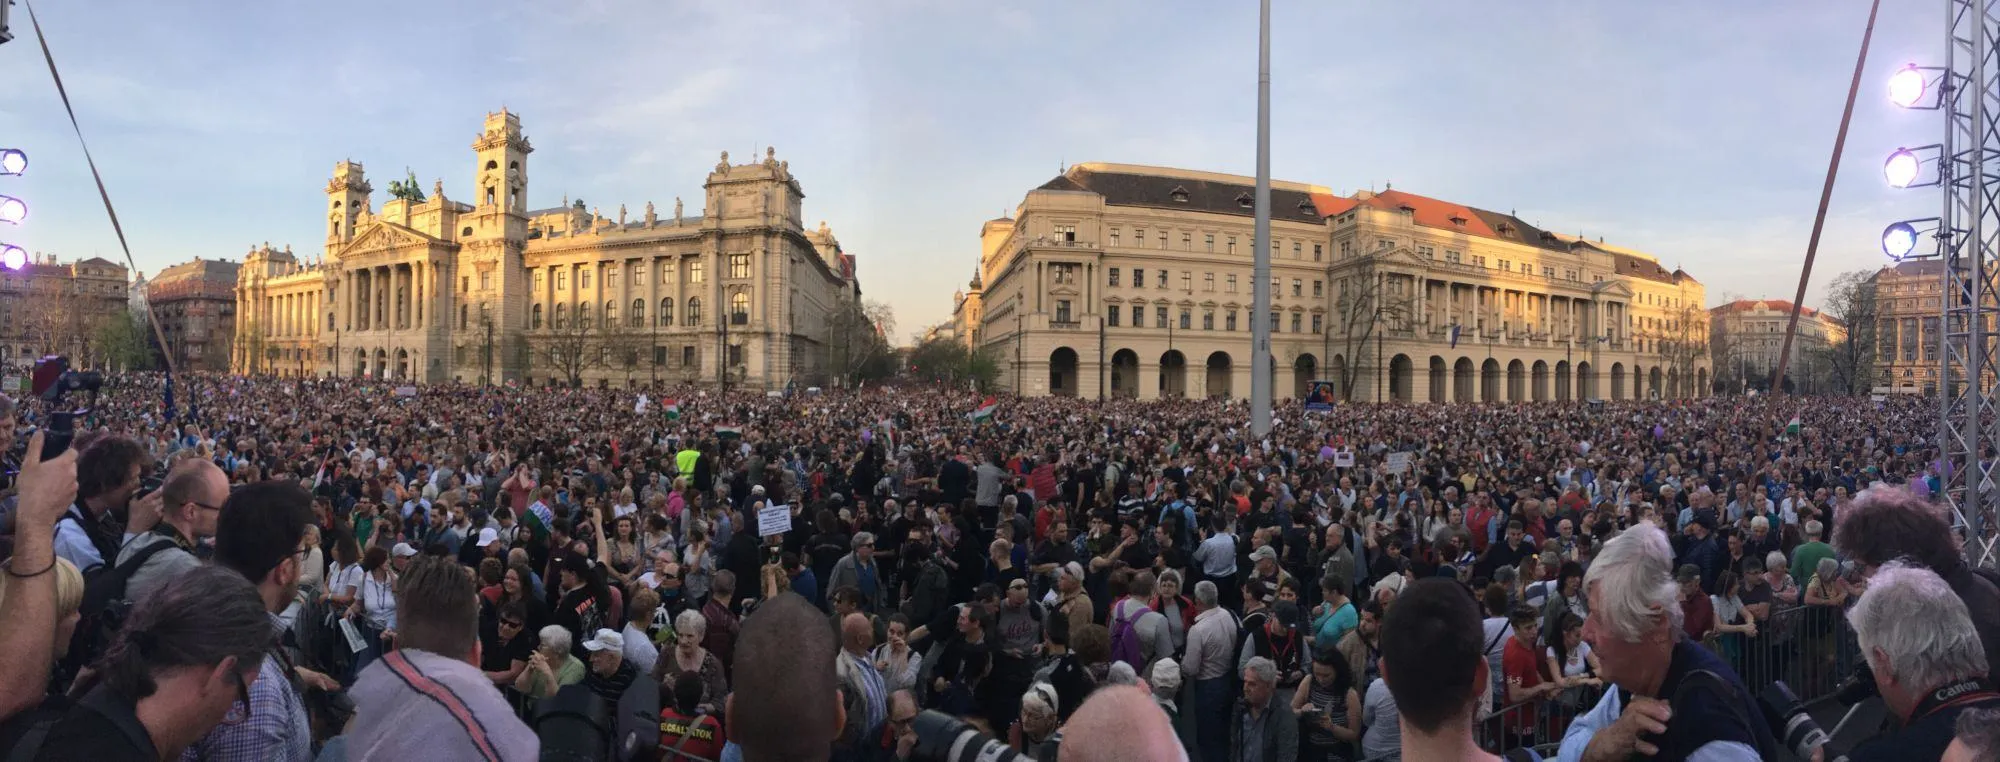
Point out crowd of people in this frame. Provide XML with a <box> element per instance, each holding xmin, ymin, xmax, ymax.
<box><xmin>0</xmin><ymin>371</ymin><xmax>1998</xmax><ymax>762</ymax></box>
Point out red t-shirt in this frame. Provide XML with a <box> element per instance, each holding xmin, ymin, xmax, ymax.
<box><xmin>1502</xmin><ymin>636</ymin><xmax>1544</xmax><ymax>732</ymax></box>
<box><xmin>658</xmin><ymin>709</ymin><xmax>725</xmax><ymax>761</ymax></box>
<box><xmin>1682</xmin><ymin>592</ymin><xmax>1716</xmax><ymax>641</ymax></box>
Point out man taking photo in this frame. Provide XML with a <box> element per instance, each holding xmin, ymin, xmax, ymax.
<box><xmin>1844</xmin><ymin>563</ymin><xmax>2000</xmax><ymax>761</ymax></box>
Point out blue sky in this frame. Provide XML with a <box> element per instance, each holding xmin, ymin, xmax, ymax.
<box><xmin>0</xmin><ymin>1</ymin><xmax>1941</xmax><ymax>338</ymax></box>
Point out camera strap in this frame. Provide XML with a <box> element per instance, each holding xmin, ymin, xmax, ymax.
<box><xmin>1910</xmin><ymin>677</ymin><xmax>1999</xmax><ymax>722</ymax></box>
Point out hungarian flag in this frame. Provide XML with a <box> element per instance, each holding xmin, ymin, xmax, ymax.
<box><xmin>968</xmin><ymin>397</ymin><xmax>999</xmax><ymax>422</ymax></box>
<box><xmin>1785</xmin><ymin>414</ymin><xmax>1802</xmax><ymax>436</ymax></box>
<box><xmin>663</xmin><ymin>399</ymin><xmax>681</xmax><ymax>421</ymax></box>
<box><xmin>716</xmin><ymin>424</ymin><xmax>743</xmax><ymax>440</ymax></box>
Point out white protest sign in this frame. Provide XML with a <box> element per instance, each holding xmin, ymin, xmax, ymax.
<box><xmin>757</xmin><ymin>504</ymin><xmax>793</xmax><ymax>537</ymax></box>
<box><xmin>1333</xmin><ymin>450</ymin><xmax>1356</xmax><ymax>468</ymax></box>
<box><xmin>1385</xmin><ymin>452</ymin><xmax>1413</xmax><ymax>474</ymax></box>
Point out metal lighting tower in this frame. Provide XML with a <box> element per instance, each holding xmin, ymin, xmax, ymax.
<box><xmin>1885</xmin><ymin>0</ymin><xmax>2000</xmax><ymax>565</ymax></box>
<box><xmin>1249</xmin><ymin>0</ymin><xmax>1273</xmax><ymax>437</ymax></box>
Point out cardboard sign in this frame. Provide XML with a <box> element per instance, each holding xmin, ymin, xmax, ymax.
<box><xmin>1333</xmin><ymin>450</ymin><xmax>1356</xmax><ymax>468</ymax></box>
<box><xmin>1385</xmin><ymin>451</ymin><xmax>1413</xmax><ymax>474</ymax></box>
<box><xmin>394</xmin><ymin>386</ymin><xmax>418</xmax><ymax>398</ymax></box>
<box><xmin>757</xmin><ymin>504</ymin><xmax>792</xmax><ymax>537</ymax></box>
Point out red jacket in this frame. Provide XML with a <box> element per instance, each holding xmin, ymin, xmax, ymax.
<box><xmin>1148</xmin><ymin>593</ymin><xmax>1196</xmax><ymax>635</ymax></box>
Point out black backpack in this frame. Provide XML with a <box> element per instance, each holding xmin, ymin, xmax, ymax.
<box><xmin>62</xmin><ymin>539</ymin><xmax>180</xmax><ymax>678</ymax></box>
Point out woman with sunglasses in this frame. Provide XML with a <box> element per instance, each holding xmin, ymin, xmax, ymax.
<box><xmin>24</xmin><ymin>566</ymin><xmax>269</xmax><ymax>762</ymax></box>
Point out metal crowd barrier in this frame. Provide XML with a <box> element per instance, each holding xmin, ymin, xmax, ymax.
<box><xmin>1340</xmin><ymin>604</ymin><xmax>1857</xmax><ymax>762</ymax></box>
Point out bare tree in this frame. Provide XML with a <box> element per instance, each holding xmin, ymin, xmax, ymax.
<box><xmin>1805</xmin><ymin>269</ymin><xmax>1880</xmax><ymax>396</ymax></box>
<box><xmin>825</xmin><ymin>299</ymin><xmax>896</xmax><ymax>387</ymax></box>
<box><xmin>235</xmin><ymin>320</ymin><xmax>268</xmax><ymax>375</ymax></box>
<box><xmin>1638</xmin><ymin>284</ymin><xmax>1709</xmax><ymax>398</ymax></box>
<box><xmin>599</xmin><ymin>317</ymin><xmax>653</xmax><ymax>387</ymax></box>
<box><xmin>534</xmin><ymin>310</ymin><xmax>600</xmax><ymax>387</ymax></box>
<box><xmin>1329</xmin><ymin>271</ymin><xmax>1412</xmax><ymax>401</ymax></box>
<box><xmin>23</xmin><ymin>276</ymin><xmax>79</xmax><ymax>360</ymax></box>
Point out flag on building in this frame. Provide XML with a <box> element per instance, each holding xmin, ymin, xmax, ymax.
<box><xmin>1785</xmin><ymin>414</ymin><xmax>1802</xmax><ymax>436</ymax></box>
<box><xmin>968</xmin><ymin>397</ymin><xmax>999</xmax><ymax>422</ymax></box>
<box><xmin>1449</xmin><ymin>324</ymin><xmax>1462</xmax><ymax>349</ymax></box>
<box><xmin>663</xmin><ymin>399</ymin><xmax>681</xmax><ymax>421</ymax></box>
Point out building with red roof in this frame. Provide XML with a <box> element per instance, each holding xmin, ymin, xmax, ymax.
<box><xmin>967</xmin><ymin>162</ymin><xmax>1710</xmax><ymax>401</ymax></box>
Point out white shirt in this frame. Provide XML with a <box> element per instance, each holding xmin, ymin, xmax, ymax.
<box><xmin>330</xmin><ymin>563</ymin><xmax>364</xmax><ymax>600</ymax></box>
<box><xmin>621</xmin><ymin>622</ymin><xmax>658</xmax><ymax>675</ymax></box>
<box><xmin>1547</xmin><ymin>642</ymin><xmax>1593</xmax><ymax>677</ymax></box>
<box><xmin>360</xmin><ymin>572</ymin><xmax>398</xmax><ymax>630</ymax></box>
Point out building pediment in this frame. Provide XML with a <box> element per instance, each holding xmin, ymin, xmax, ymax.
<box><xmin>1591</xmin><ymin>279</ymin><xmax>1635</xmax><ymax>299</ymax></box>
<box><xmin>333</xmin><ymin>221</ymin><xmax>453</xmax><ymax>262</ymax></box>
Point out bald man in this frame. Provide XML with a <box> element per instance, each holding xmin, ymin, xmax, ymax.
<box><xmin>729</xmin><ymin>592</ymin><xmax>844</xmax><ymax>761</ymax></box>
<box><xmin>837</xmin><ymin>612</ymin><xmax>889</xmax><ymax>757</ymax></box>
<box><xmin>117</xmin><ymin>458</ymin><xmax>229</xmax><ymax>605</ymax></box>
<box><xmin>1059</xmin><ymin>686</ymin><xmax>1188</xmax><ymax>762</ymax></box>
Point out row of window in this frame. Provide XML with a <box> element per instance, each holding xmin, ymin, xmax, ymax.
<box><xmin>1084</xmin><ymin>301</ymin><xmax>1323</xmax><ymax>334</ymax></box>
<box><xmin>1104</xmin><ymin>267</ymin><xmax>1324</xmax><ymax>298</ymax></box>
<box><xmin>531</xmin><ymin>255</ymin><xmax>752</xmax><ymax>293</ymax></box>
<box><xmin>1104</xmin><ymin>228</ymin><xmax>1327</xmax><ymax>262</ymax></box>
<box><xmin>529</xmin><ymin>295</ymin><xmax>751</xmax><ymax>330</ymax></box>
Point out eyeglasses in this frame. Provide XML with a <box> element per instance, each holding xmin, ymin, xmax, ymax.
<box><xmin>193</xmin><ymin>500</ymin><xmax>225</xmax><ymax>513</ymax></box>
<box><xmin>221</xmin><ymin>669</ymin><xmax>252</xmax><ymax>725</ymax></box>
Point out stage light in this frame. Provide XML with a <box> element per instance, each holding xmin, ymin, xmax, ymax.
<box><xmin>1890</xmin><ymin>65</ymin><xmax>1928</xmax><ymax>108</ymax></box>
<box><xmin>1883</xmin><ymin>221</ymin><xmax>1920</xmax><ymax>259</ymax></box>
<box><xmin>1886</xmin><ymin>148</ymin><xmax>1922</xmax><ymax>188</ymax></box>
<box><xmin>0</xmin><ymin>244</ymin><xmax>23</xmax><ymax>270</ymax></box>
<box><xmin>0</xmin><ymin>196</ymin><xmax>22</xmax><ymax>225</ymax></box>
<box><xmin>0</xmin><ymin>150</ymin><xmax>24</xmax><ymax>176</ymax></box>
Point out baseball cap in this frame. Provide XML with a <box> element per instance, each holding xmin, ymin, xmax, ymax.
<box><xmin>392</xmin><ymin>543</ymin><xmax>419</xmax><ymax>558</ymax></box>
<box><xmin>1249</xmin><ymin>546</ymin><xmax>1277</xmax><ymax>563</ymax></box>
<box><xmin>1675</xmin><ymin>563</ymin><xmax>1702</xmax><ymax>583</ymax></box>
<box><xmin>582</xmin><ymin>628</ymin><xmax>624</xmax><ymax>652</ymax></box>
<box><xmin>478</xmin><ymin>527</ymin><xmax>502</xmax><ymax>548</ymax></box>
<box><xmin>1060</xmin><ymin>562</ymin><xmax>1086</xmax><ymax>582</ymax></box>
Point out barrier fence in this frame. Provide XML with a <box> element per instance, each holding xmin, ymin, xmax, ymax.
<box><xmin>1339</xmin><ymin>603</ymin><xmax>1857</xmax><ymax>762</ymax></box>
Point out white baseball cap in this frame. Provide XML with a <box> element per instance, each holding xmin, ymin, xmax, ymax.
<box><xmin>391</xmin><ymin>542</ymin><xmax>419</xmax><ymax>558</ymax></box>
<box><xmin>582</xmin><ymin>628</ymin><xmax>624</xmax><ymax>652</ymax></box>
<box><xmin>478</xmin><ymin>527</ymin><xmax>502</xmax><ymax>548</ymax></box>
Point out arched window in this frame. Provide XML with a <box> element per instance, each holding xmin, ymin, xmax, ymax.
<box><xmin>603</xmin><ymin>300</ymin><xmax>617</xmax><ymax>325</ymax></box>
<box><xmin>631</xmin><ymin>299</ymin><xmax>645</xmax><ymax>327</ymax></box>
<box><xmin>579</xmin><ymin>303</ymin><xmax>592</xmax><ymax>329</ymax></box>
<box><xmin>659</xmin><ymin>298</ymin><xmax>673</xmax><ymax>326</ymax></box>
<box><xmin>730</xmin><ymin>292</ymin><xmax>750</xmax><ymax>325</ymax></box>
<box><xmin>686</xmin><ymin>297</ymin><xmax>702</xmax><ymax>326</ymax></box>
<box><xmin>485</xmin><ymin>160</ymin><xmax>498</xmax><ymax>171</ymax></box>
<box><xmin>553</xmin><ymin>303</ymin><xmax>567</xmax><ymax>329</ymax></box>
<box><xmin>532</xmin><ymin>303</ymin><xmax>544</xmax><ymax>329</ymax></box>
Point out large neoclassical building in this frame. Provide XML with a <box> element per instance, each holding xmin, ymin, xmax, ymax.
<box><xmin>235</xmin><ymin>110</ymin><xmax>862</xmax><ymax>387</ymax></box>
<box><xmin>958</xmin><ymin>162</ymin><xmax>1709</xmax><ymax>401</ymax></box>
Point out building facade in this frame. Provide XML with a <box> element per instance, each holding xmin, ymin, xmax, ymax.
<box><xmin>235</xmin><ymin>111</ymin><xmax>862</xmax><ymax>387</ymax></box>
<box><xmin>1872</xmin><ymin>260</ymin><xmax>1943</xmax><ymax>394</ymax></box>
<box><xmin>0</xmin><ymin>253</ymin><xmax>131</xmax><ymax>371</ymax></box>
<box><xmin>971</xmin><ymin>163</ymin><xmax>1709</xmax><ymax>401</ymax></box>
<box><xmin>147</xmin><ymin>257</ymin><xmax>240</xmax><ymax>371</ymax></box>
<box><xmin>1707</xmin><ymin>299</ymin><xmax>1847</xmax><ymax>393</ymax></box>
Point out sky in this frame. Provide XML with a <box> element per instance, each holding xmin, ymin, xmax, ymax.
<box><xmin>0</xmin><ymin>1</ymin><xmax>1944</xmax><ymax>341</ymax></box>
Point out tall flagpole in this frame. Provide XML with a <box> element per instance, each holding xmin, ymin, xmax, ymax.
<box><xmin>1250</xmin><ymin>0</ymin><xmax>1274</xmax><ymax>438</ymax></box>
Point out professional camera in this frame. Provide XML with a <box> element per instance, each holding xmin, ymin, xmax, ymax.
<box><xmin>909</xmin><ymin>710</ymin><xmax>1030</xmax><ymax>762</ymax></box>
<box><xmin>1759</xmin><ymin>681</ymin><xmax>1840</xmax><ymax>762</ymax></box>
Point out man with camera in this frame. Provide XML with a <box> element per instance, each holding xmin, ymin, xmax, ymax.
<box><xmin>1559</xmin><ymin>522</ymin><xmax>1775</xmax><ymax>762</ymax></box>
<box><xmin>1834</xmin><ymin>487</ymin><xmax>2000</xmax><ymax>687</ymax></box>
<box><xmin>1843</xmin><ymin>563</ymin><xmax>2000</xmax><ymax>762</ymax></box>
<box><xmin>114</xmin><ymin>458</ymin><xmax>227</xmax><ymax>606</ymax></box>
<box><xmin>53</xmin><ymin>435</ymin><xmax>150</xmax><ymax>573</ymax></box>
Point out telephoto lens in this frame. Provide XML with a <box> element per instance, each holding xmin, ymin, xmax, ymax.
<box><xmin>1758</xmin><ymin>681</ymin><xmax>1831</xmax><ymax>761</ymax></box>
<box><xmin>908</xmin><ymin>710</ymin><xmax>1029</xmax><ymax>762</ymax></box>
